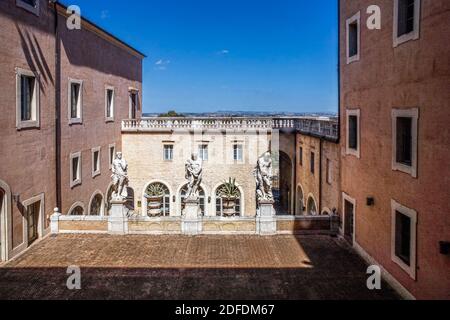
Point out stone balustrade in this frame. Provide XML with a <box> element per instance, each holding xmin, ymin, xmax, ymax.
<box><xmin>122</xmin><ymin>116</ymin><xmax>338</xmax><ymax>139</ymax></box>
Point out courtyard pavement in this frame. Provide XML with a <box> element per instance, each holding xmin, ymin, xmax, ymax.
<box><xmin>0</xmin><ymin>234</ymin><xmax>400</xmax><ymax>300</ymax></box>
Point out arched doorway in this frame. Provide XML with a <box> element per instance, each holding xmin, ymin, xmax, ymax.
<box><xmin>296</xmin><ymin>184</ymin><xmax>304</xmax><ymax>215</ymax></box>
<box><xmin>180</xmin><ymin>184</ymin><xmax>206</xmax><ymax>215</ymax></box>
<box><xmin>276</xmin><ymin>151</ymin><xmax>293</xmax><ymax>215</ymax></box>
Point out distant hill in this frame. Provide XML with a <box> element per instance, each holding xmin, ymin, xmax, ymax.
<box><xmin>143</xmin><ymin>110</ymin><xmax>337</xmax><ymax>118</ymax></box>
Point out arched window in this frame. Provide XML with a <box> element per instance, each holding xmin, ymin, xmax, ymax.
<box><xmin>307</xmin><ymin>196</ymin><xmax>317</xmax><ymax>216</ymax></box>
<box><xmin>215</xmin><ymin>185</ymin><xmax>241</xmax><ymax>217</ymax></box>
<box><xmin>145</xmin><ymin>182</ymin><xmax>170</xmax><ymax>217</ymax></box>
<box><xmin>89</xmin><ymin>194</ymin><xmax>103</xmax><ymax>216</ymax></box>
<box><xmin>180</xmin><ymin>184</ymin><xmax>205</xmax><ymax>215</ymax></box>
<box><xmin>69</xmin><ymin>206</ymin><xmax>84</xmax><ymax>216</ymax></box>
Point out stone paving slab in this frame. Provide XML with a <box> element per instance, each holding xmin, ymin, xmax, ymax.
<box><xmin>0</xmin><ymin>234</ymin><xmax>400</xmax><ymax>300</ymax></box>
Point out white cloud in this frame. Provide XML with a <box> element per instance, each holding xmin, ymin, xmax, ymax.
<box><xmin>154</xmin><ymin>59</ymin><xmax>171</xmax><ymax>70</ymax></box>
<box><xmin>100</xmin><ymin>10</ymin><xmax>110</xmax><ymax>19</ymax></box>
<box><xmin>217</xmin><ymin>49</ymin><xmax>229</xmax><ymax>55</ymax></box>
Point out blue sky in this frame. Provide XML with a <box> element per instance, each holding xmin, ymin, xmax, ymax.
<box><xmin>66</xmin><ymin>0</ymin><xmax>338</xmax><ymax>114</ymax></box>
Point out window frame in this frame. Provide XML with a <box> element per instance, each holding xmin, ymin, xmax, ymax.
<box><xmin>198</xmin><ymin>144</ymin><xmax>209</xmax><ymax>161</ymax></box>
<box><xmin>233</xmin><ymin>144</ymin><xmax>244</xmax><ymax>162</ymax></box>
<box><xmin>16</xmin><ymin>0</ymin><xmax>40</xmax><ymax>16</ymax></box>
<box><xmin>346</xmin><ymin>109</ymin><xmax>361</xmax><ymax>158</ymax></box>
<box><xmin>91</xmin><ymin>147</ymin><xmax>101</xmax><ymax>178</ymax></box>
<box><xmin>310</xmin><ymin>151</ymin><xmax>315</xmax><ymax>175</ymax></box>
<box><xmin>393</xmin><ymin>0</ymin><xmax>421</xmax><ymax>47</ymax></box>
<box><xmin>391</xmin><ymin>199</ymin><xmax>417</xmax><ymax>279</ymax></box>
<box><xmin>16</xmin><ymin>67</ymin><xmax>40</xmax><ymax>130</ymax></box>
<box><xmin>346</xmin><ymin>11</ymin><xmax>361</xmax><ymax>64</ymax></box>
<box><xmin>108</xmin><ymin>143</ymin><xmax>116</xmax><ymax>169</ymax></box>
<box><xmin>70</xmin><ymin>151</ymin><xmax>82</xmax><ymax>188</ymax></box>
<box><xmin>105</xmin><ymin>86</ymin><xmax>115</xmax><ymax>122</ymax></box>
<box><xmin>392</xmin><ymin>108</ymin><xmax>419</xmax><ymax>178</ymax></box>
<box><xmin>68</xmin><ymin>78</ymin><xmax>83</xmax><ymax>125</ymax></box>
<box><xmin>163</xmin><ymin>144</ymin><xmax>174</xmax><ymax>161</ymax></box>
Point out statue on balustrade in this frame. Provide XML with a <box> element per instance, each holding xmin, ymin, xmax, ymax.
<box><xmin>254</xmin><ymin>151</ymin><xmax>274</xmax><ymax>203</ymax></box>
<box><xmin>185</xmin><ymin>153</ymin><xmax>203</xmax><ymax>200</ymax></box>
<box><xmin>111</xmin><ymin>152</ymin><xmax>129</xmax><ymax>201</ymax></box>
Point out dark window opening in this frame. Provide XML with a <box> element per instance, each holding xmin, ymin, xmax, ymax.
<box><xmin>348</xmin><ymin>115</ymin><xmax>358</xmax><ymax>150</ymax></box>
<box><xmin>70</xmin><ymin>83</ymin><xmax>80</xmax><ymax>119</ymax></box>
<box><xmin>398</xmin><ymin>0</ymin><xmax>415</xmax><ymax>37</ymax></box>
<box><xmin>20</xmin><ymin>75</ymin><xmax>35</xmax><ymax>121</ymax></box>
<box><xmin>348</xmin><ymin>22</ymin><xmax>358</xmax><ymax>57</ymax></box>
<box><xmin>310</xmin><ymin>152</ymin><xmax>315</xmax><ymax>174</ymax></box>
<box><xmin>396</xmin><ymin>117</ymin><xmax>412</xmax><ymax>166</ymax></box>
<box><xmin>395</xmin><ymin>211</ymin><xmax>411</xmax><ymax>266</ymax></box>
<box><xmin>299</xmin><ymin>147</ymin><xmax>303</xmax><ymax>166</ymax></box>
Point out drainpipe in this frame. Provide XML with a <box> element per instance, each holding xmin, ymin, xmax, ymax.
<box><xmin>337</xmin><ymin>0</ymin><xmax>341</xmax><ymax>144</ymax></box>
<box><xmin>53</xmin><ymin>1</ymin><xmax>62</xmax><ymax>211</ymax></box>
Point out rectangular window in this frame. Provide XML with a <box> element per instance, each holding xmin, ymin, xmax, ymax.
<box><xmin>395</xmin><ymin>211</ymin><xmax>411</xmax><ymax>265</ymax></box>
<box><xmin>163</xmin><ymin>145</ymin><xmax>174</xmax><ymax>161</ymax></box>
<box><xmin>392</xmin><ymin>108</ymin><xmax>418</xmax><ymax>177</ymax></box>
<box><xmin>310</xmin><ymin>152</ymin><xmax>315</xmax><ymax>174</ymax></box>
<box><xmin>233</xmin><ymin>144</ymin><xmax>243</xmax><ymax>161</ymax></box>
<box><xmin>394</xmin><ymin>0</ymin><xmax>421</xmax><ymax>47</ymax></box>
<box><xmin>198</xmin><ymin>145</ymin><xmax>208</xmax><ymax>161</ymax></box>
<box><xmin>92</xmin><ymin>147</ymin><xmax>101</xmax><ymax>177</ymax></box>
<box><xmin>16</xmin><ymin>68</ymin><xmax>39</xmax><ymax>129</ymax></box>
<box><xmin>396</xmin><ymin>117</ymin><xmax>412</xmax><ymax>166</ymax></box>
<box><xmin>348</xmin><ymin>116</ymin><xmax>358</xmax><ymax>149</ymax></box>
<box><xmin>68</xmin><ymin>79</ymin><xmax>83</xmax><ymax>124</ymax></box>
<box><xmin>105</xmin><ymin>87</ymin><xmax>114</xmax><ymax>121</ymax></box>
<box><xmin>129</xmin><ymin>91</ymin><xmax>138</xmax><ymax>119</ymax></box>
<box><xmin>346</xmin><ymin>109</ymin><xmax>360</xmax><ymax>158</ymax></box>
<box><xmin>391</xmin><ymin>200</ymin><xmax>417</xmax><ymax>279</ymax></box>
<box><xmin>109</xmin><ymin>144</ymin><xmax>116</xmax><ymax>169</ymax></box>
<box><xmin>70</xmin><ymin>152</ymin><xmax>81</xmax><ymax>188</ymax></box>
<box><xmin>16</xmin><ymin>0</ymin><xmax>40</xmax><ymax>16</ymax></box>
<box><xmin>346</xmin><ymin>11</ymin><xmax>360</xmax><ymax>64</ymax></box>
<box><xmin>299</xmin><ymin>147</ymin><xmax>303</xmax><ymax>166</ymax></box>
<box><xmin>326</xmin><ymin>158</ymin><xmax>332</xmax><ymax>184</ymax></box>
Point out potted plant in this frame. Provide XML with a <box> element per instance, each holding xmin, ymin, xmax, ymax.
<box><xmin>145</xmin><ymin>183</ymin><xmax>165</xmax><ymax>216</ymax></box>
<box><xmin>218</xmin><ymin>178</ymin><xmax>240</xmax><ymax>217</ymax></box>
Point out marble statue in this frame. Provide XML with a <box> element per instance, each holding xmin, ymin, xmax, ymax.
<box><xmin>254</xmin><ymin>151</ymin><xmax>274</xmax><ymax>203</ymax></box>
<box><xmin>185</xmin><ymin>153</ymin><xmax>203</xmax><ymax>199</ymax></box>
<box><xmin>111</xmin><ymin>152</ymin><xmax>129</xmax><ymax>200</ymax></box>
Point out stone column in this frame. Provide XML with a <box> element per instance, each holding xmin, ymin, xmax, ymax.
<box><xmin>181</xmin><ymin>198</ymin><xmax>202</xmax><ymax>235</ymax></box>
<box><xmin>257</xmin><ymin>200</ymin><xmax>276</xmax><ymax>235</ymax></box>
<box><xmin>108</xmin><ymin>199</ymin><xmax>129</xmax><ymax>235</ymax></box>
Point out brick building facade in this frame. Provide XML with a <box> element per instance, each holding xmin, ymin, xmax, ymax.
<box><xmin>339</xmin><ymin>0</ymin><xmax>450</xmax><ymax>299</ymax></box>
<box><xmin>0</xmin><ymin>0</ymin><xmax>143</xmax><ymax>261</ymax></box>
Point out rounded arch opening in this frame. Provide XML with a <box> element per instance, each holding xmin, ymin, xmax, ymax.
<box><xmin>68</xmin><ymin>202</ymin><xmax>85</xmax><ymax>216</ymax></box>
<box><xmin>213</xmin><ymin>181</ymin><xmax>243</xmax><ymax>217</ymax></box>
<box><xmin>88</xmin><ymin>191</ymin><xmax>104</xmax><ymax>216</ymax></box>
<box><xmin>296</xmin><ymin>184</ymin><xmax>305</xmax><ymax>215</ymax></box>
<box><xmin>143</xmin><ymin>181</ymin><xmax>172</xmax><ymax>217</ymax></box>
<box><xmin>306</xmin><ymin>195</ymin><xmax>318</xmax><ymax>216</ymax></box>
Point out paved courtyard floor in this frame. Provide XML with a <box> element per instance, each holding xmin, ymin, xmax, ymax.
<box><xmin>0</xmin><ymin>234</ymin><xmax>400</xmax><ymax>300</ymax></box>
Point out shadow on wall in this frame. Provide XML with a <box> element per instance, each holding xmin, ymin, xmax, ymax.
<box><xmin>16</xmin><ymin>23</ymin><xmax>54</xmax><ymax>92</ymax></box>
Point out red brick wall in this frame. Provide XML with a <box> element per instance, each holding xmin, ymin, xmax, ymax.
<box><xmin>0</xmin><ymin>1</ymin><xmax>56</xmax><ymax>249</ymax></box>
<box><xmin>57</xmin><ymin>12</ymin><xmax>143</xmax><ymax>215</ymax></box>
<box><xmin>340</xmin><ymin>0</ymin><xmax>450</xmax><ymax>299</ymax></box>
